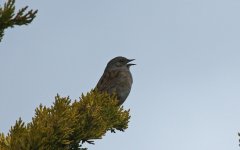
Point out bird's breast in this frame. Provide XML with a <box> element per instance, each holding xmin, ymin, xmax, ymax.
<box><xmin>112</xmin><ymin>70</ymin><xmax>133</xmax><ymax>86</ymax></box>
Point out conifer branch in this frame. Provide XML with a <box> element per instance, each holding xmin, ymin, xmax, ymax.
<box><xmin>0</xmin><ymin>90</ymin><xmax>130</xmax><ymax>150</ymax></box>
<box><xmin>0</xmin><ymin>0</ymin><xmax>38</xmax><ymax>42</ymax></box>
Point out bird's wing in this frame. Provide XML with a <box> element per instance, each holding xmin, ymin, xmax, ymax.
<box><xmin>96</xmin><ymin>70</ymin><xmax>120</xmax><ymax>93</ymax></box>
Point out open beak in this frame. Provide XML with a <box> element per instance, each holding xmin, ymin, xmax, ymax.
<box><xmin>127</xmin><ymin>59</ymin><xmax>136</xmax><ymax>67</ymax></box>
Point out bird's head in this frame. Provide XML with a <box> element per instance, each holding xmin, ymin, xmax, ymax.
<box><xmin>106</xmin><ymin>56</ymin><xmax>136</xmax><ymax>70</ymax></box>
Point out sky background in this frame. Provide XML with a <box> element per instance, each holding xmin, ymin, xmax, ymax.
<box><xmin>1</xmin><ymin>0</ymin><xmax>240</xmax><ymax>149</ymax></box>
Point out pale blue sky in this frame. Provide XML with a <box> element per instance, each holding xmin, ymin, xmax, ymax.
<box><xmin>1</xmin><ymin>0</ymin><xmax>240</xmax><ymax>149</ymax></box>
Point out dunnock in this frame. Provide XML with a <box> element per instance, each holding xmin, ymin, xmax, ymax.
<box><xmin>96</xmin><ymin>56</ymin><xmax>135</xmax><ymax>105</ymax></box>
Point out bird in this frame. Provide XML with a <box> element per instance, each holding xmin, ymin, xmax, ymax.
<box><xmin>95</xmin><ymin>56</ymin><xmax>135</xmax><ymax>105</ymax></box>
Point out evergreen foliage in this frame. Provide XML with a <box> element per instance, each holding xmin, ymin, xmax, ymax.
<box><xmin>0</xmin><ymin>90</ymin><xmax>130</xmax><ymax>150</ymax></box>
<box><xmin>0</xmin><ymin>0</ymin><xmax>37</xmax><ymax>42</ymax></box>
